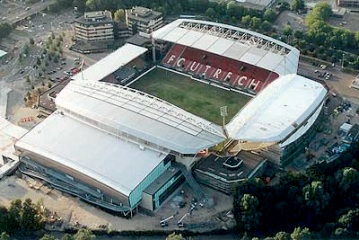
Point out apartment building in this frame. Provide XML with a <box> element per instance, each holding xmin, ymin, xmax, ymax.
<box><xmin>125</xmin><ymin>7</ymin><xmax>163</xmax><ymax>34</ymax></box>
<box><xmin>73</xmin><ymin>11</ymin><xmax>114</xmax><ymax>43</ymax></box>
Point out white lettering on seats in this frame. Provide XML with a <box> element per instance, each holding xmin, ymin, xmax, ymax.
<box><xmin>248</xmin><ymin>79</ymin><xmax>260</xmax><ymax>91</ymax></box>
<box><xmin>237</xmin><ymin>76</ymin><xmax>248</xmax><ymax>86</ymax></box>
<box><xmin>167</xmin><ymin>55</ymin><xmax>176</xmax><ymax>64</ymax></box>
<box><xmin>203</xmin><ymin>65</ymin><xmax>211</xmax><ymax>74</ymax></box>
<box><xmin>176</xmin><ymin>58</ymin><xmax>185</xmax><ymax>68</ymax></box>
<box><xmin>190</xmin><ymin>62</ymin><xmax>201</xmax><ymax>72</ymax></box>
<box><xmin>213</xmin><ymin>68</ymin><xmax>222</xmax><ymax>79</ymax></box>
<box><xmin>224</xmin><ymin>72</ymin><xmax>232</xmax><ymax>81</ymax></box>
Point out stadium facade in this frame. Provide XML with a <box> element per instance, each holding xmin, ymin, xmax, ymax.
<box><xmin>15</xmin><ymin>19</ymin><xmax>328</xmax><ymax>214</ymax></box>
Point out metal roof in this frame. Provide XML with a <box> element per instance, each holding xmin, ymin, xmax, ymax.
<box><xmin>226</xmin><ymin>74</ymin><xmax>327</xmax><ymax>144</ymax></box>
<box><xmin>0</xmin><ymin>117</ymin><xmax>27</xmax><ymax>160</ymax></box>
<box><xmin>152</xmin><ymin>19</ymin><xmax>299</xmax><ymax>76</ymax></box>
<box><xmin>71</xmin><ymin>43</ymin><xmax>148</xmax><ymax>82</ymax></box>
<box><xmin>55</xmin><ymin>81</ymin><xmax>225</xmax><ymax>154</ymax></box>
<box><xmin>15</xmin><ymin>112</ymin><xmax>166</xmax><ymax>196</ymax></box>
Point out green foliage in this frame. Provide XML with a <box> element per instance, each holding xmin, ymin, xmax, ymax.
<box><xmin>239</xmin><ymin>194</ymin><xmax>261</xmax><ymax>233</ymax></box>
<box><xmin>306</xmin><ymin>2</ymin><xmax>332</xmax><ymax>26</ymax></box>
<box><xmin>40</xmin><ymin>234</ymin><xmax>57</xmax><ymax>240</ymax></box>
<box><xmin>290</xmin><ymin>227</ymin><xmax>310</xmax><ymax>240</ymax></box>
<box><xmin>0</xmin><ymin>23</ymin><xmax>12</xmax><ymax>40</ymax></box>
<box><xmin>73</xmin><ymin>228</ymin><xmax>95</xmax><ymax>240</ymax></box>
<box><xmin>263</xmin><ymin>8</ymin><xmax>277</xmax><ymax>23</ymax></box>
<box><xmin>114</xmin><ymin>9</ymin><xmax>125</xmax><ymax>22</ymax></box>
<box><xmin>205</xmin><ymin>7</ymin><xmax>216</xmax><ymax>19</ymax></box>
<box><xmin>336</xmin><ymin>167</ymin><xmax>359</xmax><ymax>191</ymax></box>
<box><xmin>166</xmin><ymin>232</ymin><xmax>185</xmax><ymax>240</ymax></box>
<box><xmin>0</xmin><ymin>232</ymin><xmax>10</xmax><ymax>240</ymax></box>
<box><xmin>48</xmin><ymin>0</ymin><xmax>60</xmax><ymax>12</ymax></box>
<box><xmin>303</xmin><ymin>181</ymin><xmax>330</xmax><ymax>215</ymax></box>
<box><xmin>291</xmin><ymin>0</ymin><xmax>304</xmax><ymax>11</ymax></box>
<box><xmin>283</xmin><ymin>25</ymin><xmax>292</xmax><ymax>37</ymax></box>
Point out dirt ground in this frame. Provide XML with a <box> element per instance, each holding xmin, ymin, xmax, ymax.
<box><xmin>0</xmin><ymin>175</ymin><xmax>235</xmax><ymax>232</ymax></box>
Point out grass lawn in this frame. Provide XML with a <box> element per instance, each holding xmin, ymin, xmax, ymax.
<box><xmin>130</xmin><ymin>67</ymin><xmax>252</xmax><ymax>125</ymax></box>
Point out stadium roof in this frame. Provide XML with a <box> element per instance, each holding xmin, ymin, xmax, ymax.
<box><xmin>226</xmin><ymin>74</ymin><xmax>327</xmax><ymax>145</ymax></box>
<box><xmin>71</xmin><ymin>43</ymin><xmax>148</xmax><ymax>82</ymax></box>
<box><xmin>152</xmin><ymin>19</ymin><xmax>299</xmax><ymax>76</ymax></box>
<box><xmin>55</xmin><ymin>81</ymin><xmax>225</xmax><ymax>154</ymax></box>
<box><xmin>0</xmin><ymin>117</ymin><xmax>27</xmax><ymax>160</ymax></box>
<box><xmin>15</xmin><ymin>112</ymin><xmax>166</xmax><ymax>196</ymax></box>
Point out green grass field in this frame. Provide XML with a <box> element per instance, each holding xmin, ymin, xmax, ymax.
<box><xmin>130</xmin><ymin>67</ymin><xmax>252</xmax><ymax>125</ymax></box>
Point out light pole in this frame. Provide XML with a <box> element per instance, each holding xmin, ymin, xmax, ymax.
<box><xmin>342</xmin><ymin>53</ymin><xmax>345</xmax><ymax>69</ymax></box>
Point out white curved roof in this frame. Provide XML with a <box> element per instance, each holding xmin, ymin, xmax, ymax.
<box><xmin>152</xmin><ymin>19</ymin><xmax>299</xmax><ymax>76</ymax></box>
<box><xmin>226</xmin><ymin>74</ymin><xmax>327</xmax><ymax>143</ymax></box>
<box><xmin>55</xmin><ymin>81</ymin><xmax>225</xmax><ymax>154</ymax></box>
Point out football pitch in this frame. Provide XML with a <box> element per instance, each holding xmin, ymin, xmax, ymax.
<box><xmin>130</xmin><ymin>67</ymin><xmax>252</xmax><ymax>125</ymax></box>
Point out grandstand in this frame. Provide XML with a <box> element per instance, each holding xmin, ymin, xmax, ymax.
<box><xmin>152</xmin><ymin>19</ymin><xmax>299</xmax><ymax>94</ymax></box>
<box><xmin>14</xmin><ymin>19</ymin><xmax>327</xmax><ymax>215</ymax></box>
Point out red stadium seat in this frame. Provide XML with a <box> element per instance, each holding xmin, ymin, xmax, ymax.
<box><xmin>162</xmin><ymin>44</ymin><xmax>279</xmax><ymax>94</ymax></box>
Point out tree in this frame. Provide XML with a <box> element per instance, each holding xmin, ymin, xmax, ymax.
<box><xmin>251</xmin><ymin>17</ymin><xmax>261</xmax><ymax>30</ymax></box>
<box><xmin>114</xmin><ymin>9</ymin><xmax>125</xmax><ymax>22</ymax></box>
<box><xmin>0</xmin><ymin>23</ymin><xmax>12</xmax><ymax>40</ymax></box>
<box><xmin>25</xmin><ymin>76</ymin><xmax>31</xmax><ymax>84</ymax></box>
<box><xmin>0</xmin><ymin>232</ymin><xmax>10</xmax><ymax>240</ymax></box>
<box><xmin>48</xmin><ymin>0</ymin><xmax>60</xmax><ymax>12</ymax></box>
<box><xmin>303</xmin><ymin>181</ymin><xmax>330</xmax><ymax>215</ymax></box>
<box><xmin>290</xmin><ymin>227</ymin><xmax>310</xmax><ymax>240</ymax></box>
<box><xmin>48</xmin><ymin>82</ymin><xmax>52</xmax><ymax>89</ymax></box>
<box><xmin>238</xmin><ymin>194</ymin><xmax>261</xmax><ymax>233</ymax></box>
<box><xmin>263</xmin><ymin>8</ymin><xmax>277</xmax><ymax>23</ymax></box>
<box><xmin>241</xmin><ymin>15</ymin><xmax>252</xmax><ymax>27</ymax></box>
<box><xmin>292</xmin><ymin>0</ymin><xmax>304</xmax><ymax>12</ymax></box>
<box><xmin>205</xmin><ymin>7</ymin><xmax>217</xmax><ymax>19</ymax></box>
<box><xmin>338</xmin><ymin>209</ymin><xmax>359</xmax><ymax>232</ymax></box>
<box><xmin>7</xmin><ymin>199</ymin><xmax>22</xmax><ymax>233</ymax></box>
<box><xmin>40</xmin><ymin>234</ymin><xmax>57</xmax><ymax>240</ymax></box>
<box><xmin>166</xmin><ymin>232</ymin><xmax>185</xmax><ymax>240</ymax></box>
<box><xmin>73</xmin><ymin>229</ymin><xmax>95</xmax><ymax>240</ymax></box>
<box><xmin>283</xmin><ymin>25</ymin><xmax>293</xmax><ymax>37</ymax></box>
<box><xmin>29</xmin><ymin>38</ymin><xmax>35</xmax><ymax>45</ymax></box>
<box><xmin>337</xmin><ymin>167</ymin><xmax>359</xmax><ymax>192</ymax></box>
<box><xmin>274</xmin><ymin>231</ymin><xmax>289</xmax><ymax>240</ymax></box>
<box><xmin>73</xmin><ymin>0</ymin><xmax>86</xmax><ymax>12</ymax></box>
<box><xmin>306</xmin><ymin>2</ymin><xmax>332</xmax><ymax>26</ymax></box>
<box><xmin>261</xmin><ymin>20</ymin><xmax>272</xmax><ymax>33</ymax></box>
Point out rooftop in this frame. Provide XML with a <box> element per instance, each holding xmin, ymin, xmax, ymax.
<box><xmin>15</xmin><ymin>112</ymin><xmax>166</xmax><ymax>196</ymax></box>
<box><xmin>226</xmin><ymin>74</ymin><xmax>327</xmax><ymax>144</ymax></box>
<box><xmin>152</xmin><ymin>19</ymin><xmax>299</xmax><ymax>76</ymax></box>
<box><xmin>0</xmin><ymin>117</ymin><xmax>27</xmax><ymax>161</ymax></box>
<box><xmin>194</xmin><ymin>151</ymin><xmax>266</xmax><ymax>181</ymax></box>
<box><xmin>75</xmin><ymin>11</ymin><xmax>113</xmax><ymax>25</ymax></box>
<box><xmin>126</xmin><ymin>7</ymin><xmax>162</xmax><ymax>22</ymax></box>
<box><xmin>71</xmin><ymin>43</ymin><xmax>147</xmax><ymax>82</ymax></box>
<box><xmin>55</xmin><ymin>80</ymin><xmax>225</xmax><ymax>154</ymax></box>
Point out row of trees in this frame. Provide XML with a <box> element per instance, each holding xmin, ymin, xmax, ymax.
<box><xmin>234</xmin><ymin>141</ymin><xmax>359</xmax><ymax>239</ymax></box>
<box><xmin>0</xmin><ymin>199</ymin><xmax>45</xmax><ymax>234</ymax></box>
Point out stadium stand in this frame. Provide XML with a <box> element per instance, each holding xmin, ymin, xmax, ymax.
<box><xmin>162</xmin><ymin>44</ymin><xmax>279</xmax><ymax>94</ymax></box>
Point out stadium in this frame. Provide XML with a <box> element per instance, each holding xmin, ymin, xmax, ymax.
<box><xmin>15</xmin><ymin>19</ymin><xmax>327</xmax><ymax>215</ymax></box>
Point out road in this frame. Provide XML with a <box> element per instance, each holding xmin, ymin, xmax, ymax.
<box><xmin>3</xmin><ymin>1</ymin><xmax>50</xmax><ymax>25</ymax></box>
